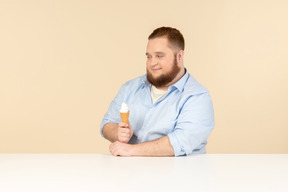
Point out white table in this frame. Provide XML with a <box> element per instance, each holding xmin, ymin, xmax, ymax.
<box><xmin>0</xmin><ymin>154</ymin><xmax>287</xmax><ymax>192</ymax></box>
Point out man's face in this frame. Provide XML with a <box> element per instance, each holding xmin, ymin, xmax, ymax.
<box><xmin>146</xmin><ymin>37</ymin><xmax>180</xmax><ymax>87</ymax></box>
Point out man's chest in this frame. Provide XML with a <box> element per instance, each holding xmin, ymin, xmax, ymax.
<box><xmin>126</xmin><ymin>89</ymin><xmax>182</xmax><ymax>142</ymax></box>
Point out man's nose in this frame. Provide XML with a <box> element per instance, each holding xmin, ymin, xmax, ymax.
<box><xmin>150</xmin><ymin>58</ymin><xmax>158</xmax><ymax>67</ymax></box>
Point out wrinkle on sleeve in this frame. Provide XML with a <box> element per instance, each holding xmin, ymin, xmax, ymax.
<box><xmin>168</xmin><ymin>92</ymin><xmax>215</xmax><ymax>156</ymax></box>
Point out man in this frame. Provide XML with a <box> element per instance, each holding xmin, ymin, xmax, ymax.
<box><xmin>100</xmin><ymin>27</ymin><xmax>214</xmax><ymax>157</ymax></box>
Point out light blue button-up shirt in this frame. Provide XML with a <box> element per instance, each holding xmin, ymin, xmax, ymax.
<box><xmin>100</xmin><ymin>70</ymin><xmax>214</xmax><ymax>156</ymax></box>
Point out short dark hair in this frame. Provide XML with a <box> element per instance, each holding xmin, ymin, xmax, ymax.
<box><xmin>148</xmin><ymin>26</ymin><xmax>185</xmax><ymax>51</ymax></box>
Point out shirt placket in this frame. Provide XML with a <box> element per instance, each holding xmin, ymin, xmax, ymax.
<box><xmin>137</xmin><ymin>85</ymin><xmax>155</xmax><ymax>142</ymax></box>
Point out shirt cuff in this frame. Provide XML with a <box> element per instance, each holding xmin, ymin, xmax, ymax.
<box><xmin>168</xmin><ymin>133</ymin><xmax>186</xmax><ymax>157</ymax></box>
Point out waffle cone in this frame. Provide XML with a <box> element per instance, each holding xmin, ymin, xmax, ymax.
<box><xmin>120</xmin><ymin>111</ymin><xmax>129</xmax><ymax>123</ymax></box>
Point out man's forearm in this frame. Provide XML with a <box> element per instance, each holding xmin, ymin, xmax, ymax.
<box><xmin>102</xmin><ymin>123</ymin><xmax>118</xmax><ymax>143</ymax></box>
<box><xmin>132</xmin><ymin>136</ymin><xmax>174</xmax><ymax>156</ymax></box>
<box><xmin>109</xmin><ymin>136</ymin><xmax>175</xmax><ymax>157</ymax></box>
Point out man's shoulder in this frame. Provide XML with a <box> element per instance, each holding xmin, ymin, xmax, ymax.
<box><xmin>183</xmin><ymin>73</ymin><xmax>209</xmax><ymax>96</ymax></box>
<box><xmin>180</xmin><ymin>73</ymin><xmax>213</xmax><ymax>108</ymax></box>
<box><xmin>122</xmin><ymin>75</ymin><xmax>147</xmax><ymax>89</ymax></box>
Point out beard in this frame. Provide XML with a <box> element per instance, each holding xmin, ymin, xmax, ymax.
<box><xmin>146</xmin><ymin>57</ymin><xmax>181</xmax><ymax>87</ymax></box>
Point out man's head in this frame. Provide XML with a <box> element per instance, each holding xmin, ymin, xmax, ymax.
<box><xmin>148</xmin><ymin>26</ymin><xmax>185</xmax><ymax>52</ymax></box>
<box><xmin>146</xmin><ymin>27</ymin><xmax>185</xmax><ymax>89</ymax></box>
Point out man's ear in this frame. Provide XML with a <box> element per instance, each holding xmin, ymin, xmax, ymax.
<box><xmin>177</xmin><ymin>50</ymin><xmax>184</xmax><ymax>62</ymax></box>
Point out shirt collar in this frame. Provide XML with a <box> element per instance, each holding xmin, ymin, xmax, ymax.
<box><xmin>169</xmin><ymin>68</ymin><xmax>188</xmax><ymax>92</ymax></box>
<box><xmin>142</xmin><ymin>68</ymin><xmax>189</xmax><ymax>92</ymax></box>
<box><xmin>142</xmin><ymin>76</ymin><xmax>150</xmax><ymax>88</ymax></box>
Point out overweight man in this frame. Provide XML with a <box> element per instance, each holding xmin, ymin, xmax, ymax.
<box><xmin>100</xmin><ymin>27</ymin><xmax>214</xmax><ymax>157</ymax></box>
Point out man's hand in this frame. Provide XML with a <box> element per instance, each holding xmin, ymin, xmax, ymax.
<box><xmin>109</xmin><ymin>141</ymin><xmax>134</xmax><ymax>157</ymax></box>
<box><xmin>118</xmin><ymin>122</ymin><xmax>133</xmax><ymax>143</ymax></box>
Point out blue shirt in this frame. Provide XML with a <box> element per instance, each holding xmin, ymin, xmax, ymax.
<box><xmin>100</xmin><ymin>70</ymin><xmax>215</xmax><ymax>156</ymax></box>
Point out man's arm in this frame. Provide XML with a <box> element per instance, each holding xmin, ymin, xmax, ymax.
<box><xmin>102</xmin><ymin>122</ymin><xmax>133</xmax><ymax>143</ymax></box>
<box><xmin>102</xmin><ymin>122</ymin><xmax>118</xmax><ymax>143</ymax></box>
<box><xmin>109</xmin><ymin>136</ymin><xmax>175</xmax><ymax>157</ymax></box>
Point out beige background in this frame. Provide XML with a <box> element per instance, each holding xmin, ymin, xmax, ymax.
<box><xmin>0</xmin><ymin>0</ymin><xmax>287</xmax><ymax>154</ymax></box>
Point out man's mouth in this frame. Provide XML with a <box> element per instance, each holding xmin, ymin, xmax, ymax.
<box><xmin>152</xmin><ymin>68</ymin><xmax>161</xmax><ymax>72</ymax></box>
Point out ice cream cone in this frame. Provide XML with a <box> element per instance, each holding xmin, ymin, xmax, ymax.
<box><xmin>120</xmin><ymin>111</ymin><xmax>129</xmax><ymax>123</ymax></box>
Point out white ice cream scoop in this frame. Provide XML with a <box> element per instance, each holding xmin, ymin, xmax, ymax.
<box><xmin>120</xmin><ymin>102</ymin><xmax>129</xmax><ymax>113</ymax></box>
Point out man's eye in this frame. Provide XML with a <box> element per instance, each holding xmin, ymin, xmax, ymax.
<box><xmin>156</xmin><ymin>55</ymin><xmax>163</xmax><ymax>58</ymax></box>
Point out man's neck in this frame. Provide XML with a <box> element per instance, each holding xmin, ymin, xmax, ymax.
<box><xmin>156</xmin><ymin>67</ymin><xmax>186</xmax><ymax>91</ymax></box>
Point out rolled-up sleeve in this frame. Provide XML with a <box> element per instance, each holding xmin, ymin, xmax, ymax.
<box><xmin>100</xmin><ymin>85</ymin><xmax>127</xmax><ymax>137</ymax></box>
<box><xmin>168</xmin><ymin>92</ymin><xmax>215</xmax><ymax>156</ymax></box>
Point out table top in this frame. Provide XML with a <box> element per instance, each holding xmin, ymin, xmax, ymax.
<box><xmin>0</xmin><ymin>154</ymin><xmax>287</xmax><ymax>192</ymax></box>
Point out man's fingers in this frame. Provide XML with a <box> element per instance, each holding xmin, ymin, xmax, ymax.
<box><xmin>110</xmin><ymin>142</ymin><xmax>123</xmax><ymax>156</ymax></box>
<box><xmin>119</xmin><ymin>138</ymin><xmax>129</xmax><ymax>143</ymax></box>
<box><xmin>109</xmin><ymin>143</ymin><xmax>117</xmax><ymax>156</ymax></box>
<box><xmin>119</xmin><ymin>133</ymin><xmax>130</xmax><ymax>139</ymax></box>
<box><xmin>119</xmin><ymin>134</ymin><xmax>130</xmax><ymax>142</ymax></box>
<box><xmin>119</xmin><ymin>130</ymin><xmax>130</xmax><ymax>137</ymax></box>
<box><xmin>109</xmin><ymin>141</ymin><xmax>131</xmax><ymax>157</ymax></box>
<box><xmin>119</xmin><ymin>122</ymin><xmax>129</xmax><ymax>128</ymax></box>
<box><xmin>109</xmin><ymin>143</ymin><xmax>114</xmax><ymax>153</ymax></box>
<box><xmin>119</xmin><ymin>127</ymin><xmax>130</xmax><ymax>133</ymax></box>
